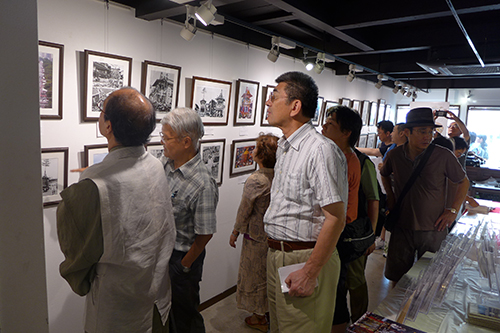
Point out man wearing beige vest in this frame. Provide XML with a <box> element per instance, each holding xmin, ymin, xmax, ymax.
<box><xmin>57</xmin><ymin>87</ymin><xmax>176</xmax><ymax>332</ymax></box>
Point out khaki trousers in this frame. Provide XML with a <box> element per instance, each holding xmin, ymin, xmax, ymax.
<box><xmin>267</xmin><ymin>247</ymin><xmax>340</xmax><ymax>333</ymax></box>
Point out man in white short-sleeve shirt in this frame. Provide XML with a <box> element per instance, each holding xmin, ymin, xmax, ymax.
<box><xmin>263</xmin><ymin>71</ymin><xmax>348</xmax><ymax>333</ymax></box>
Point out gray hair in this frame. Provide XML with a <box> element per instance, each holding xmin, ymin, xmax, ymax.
<box><xmin>160</xmin><ymin>107</ymin><xmax>204</xmax><ymax>150</ymax></box>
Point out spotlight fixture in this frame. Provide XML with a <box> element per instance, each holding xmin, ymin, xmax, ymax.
<box><xmin>412</xmin><ymin>91</ymin><xmax>418</xmax><ymax>100</ymax></box>
<box><xmin>375</xmin><ymin>80</ymin><xmax>383</xmax><ymax>89</ymax></box>
<box><xmin>180</xmin><ymin>5</ymin><xmax>197</xmax><ymax>41</ymax></box>
<box><xmin>346</xmin><ymin>71</ymin><xmax>355</xmax><ymax>82</ymax></box>
<box><xmin>400</xmin><ymin>84</ymin><xmax>407</xmax><ymax>95</ymax></box>
<box><xmin>195</xmin><ymin>0</ymin><xmax>217</xmax><ymax>26</ymax></box>
<box><xmin>267</xmin><ymin>36</ymin><xmax>280</xmax><ymax>62</ymax></box>
<box><xmin>302</xmin><ymin>49</ymin><xmax>314</xmax><ymax>71</ymax></box>
<box><xmin>405</xmin><ymin>89</ymin><xmax>413</xmax><ymax>98</ymax></box>
<box><xmin>313</xmin><ymin>52</ymin><xmax>326</xmax><ymax>74</ymax></box>
<box><xmin>392</xmin><ymin>81</ymin><xmax>401</xmax><ymax>94</ymax></box>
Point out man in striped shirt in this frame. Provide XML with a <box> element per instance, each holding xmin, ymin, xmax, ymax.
<box><xmin>263</xmin><ymin>71</ymin><xmax>348</xmax><ymax>333</ymax></box>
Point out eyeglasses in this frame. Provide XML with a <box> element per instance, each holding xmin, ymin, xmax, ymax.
<box><xmin>268</xmin><ymin>90</ymin><xmax>287</xmax><ymax>103</ymax></box>
<box><xmin>159</xmin><ymin>132</ymin><xmax>179</xmax><ymax>143</ymax></box>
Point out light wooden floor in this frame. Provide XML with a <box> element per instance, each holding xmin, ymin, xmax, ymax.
<box><xmin>201</xmin><ymin>248</ymin><xmax>391</xmax><ymax>332</ymax></box>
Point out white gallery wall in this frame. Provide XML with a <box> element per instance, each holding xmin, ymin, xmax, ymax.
<box><xmin>35</xmin><ymin>0</ymin><xmax>500</xmax><ymax>332</ymax></box>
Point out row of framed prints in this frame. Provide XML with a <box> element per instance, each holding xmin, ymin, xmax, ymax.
<box><xmin>41</xmin><ymin>138</ymin><xmax>258</xmax><ymax>207</ymax></box>
<box><xmin>339</xmin><ymin>98</ymin><xmax>395</xmax><ymax>126</ymax></box>
<box><xmin>38</xmin><ymin>41</ymin><xmax>395</xmax><ymax>127</ymax></box>
<box><xmin>39</xmin><ymin>42</ymin><xmax>262</xmax><ymax>126</ymax></box>
<box><xmin>358</xmin><ymin>133</ymin><xmax>378</xmax><ymax>149</ymax></box>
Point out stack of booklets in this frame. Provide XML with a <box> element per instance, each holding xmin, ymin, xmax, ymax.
<box><xmin>347</xmin><ymin>312</ymin><xmax>426</xmax><ymax>333</ymax></box>
<box><xmin>467</xmin><ymin>303</ymin><xmax>500</xmax><ymax>331</ymax></box>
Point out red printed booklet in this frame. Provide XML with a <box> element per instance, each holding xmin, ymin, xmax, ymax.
<box><xmin>347</xmin><ymin>312</ymin><xmax>426</xmax><ymax>333</ymax></box>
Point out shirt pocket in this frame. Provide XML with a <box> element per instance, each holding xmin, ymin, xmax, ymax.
<box><xmin>282</xmin><ymin>172</ymin><xmax>312</xmax><ymax>203</ymax></box>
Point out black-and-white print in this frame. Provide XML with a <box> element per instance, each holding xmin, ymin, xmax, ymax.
<box><xmin>194</xmin><ymin>86</ymin><xmax>227</xmax><ymax>118</ymax></box>
<box><xmin>91</xmin><ymin>61</ymin><xmax>125</xmax><ymax>111</ymax></box>
<box><xmin>41</xmin><ymin>157</ymin><xmax>59</xmax><ymax>196</ymax></box>
<box><xmin>202</xmin><ymin>146</ymin><xmax>221</xmax><ymax>180</ymax></box>
<box><xmin>149</xmin><ymin>148</ymin><xmax>164</xmax><ymax>159</ymax></box>
<box><xmin>148</xmin><ymin>70</ymin><xmax>174</xmax><ymax>112</ymax></box>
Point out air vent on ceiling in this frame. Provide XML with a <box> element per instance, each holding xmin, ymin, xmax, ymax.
<box><xmin>417</xmin><ymin>62</ymin><xmax>500</xmax><ymax>76</ymax></box>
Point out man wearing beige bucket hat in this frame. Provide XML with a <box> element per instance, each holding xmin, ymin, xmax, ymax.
<box><xmin>380</xmin><ymin>107</ymin><xmax>469</xmax><ymax>285</ymax></box>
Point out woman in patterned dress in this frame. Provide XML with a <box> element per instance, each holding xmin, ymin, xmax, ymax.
<box><xmin>229</xmin><ymin>133</ymin><xmax>278</xmax><ymax>332</ymax></box>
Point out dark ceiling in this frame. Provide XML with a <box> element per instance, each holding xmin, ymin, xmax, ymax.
<box><xmin>112</xmin><ymin>0</ymin><xmax>500</xmax><ymax>91</ymax></box>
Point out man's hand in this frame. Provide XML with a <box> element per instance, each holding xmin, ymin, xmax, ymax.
<box><xmin>285</xmin><ymin>268</ymin><xmax>316</xmax><ymax>297</ymax></box>
<box><xmin>434</xmin><ymin>210</ymin><xmax>457</xmax><ymax>231</ymax></box>
<box><xmin>365</xmin><ymin>243</ymin><xmax>375</xmax><ymax>256</ymax></box>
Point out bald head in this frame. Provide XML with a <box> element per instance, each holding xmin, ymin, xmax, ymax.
<box><xmin>103</xmin><ymin>87</ymin><xmax>155</xmax><ymax>146</ymax></box>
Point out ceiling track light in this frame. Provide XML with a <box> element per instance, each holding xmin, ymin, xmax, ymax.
<box><xmin>268</xmin><ymin>42</ymin><xmax>280</xmax><ymax>63</ymax></box>
<box><xmin>392</xmin><ymin>81</ymin><xmax>401</xmax><ymax>94</ymax></box>
<box><xmin>302</xmin><ymin>49</ymin><xmax>314</xmax><ymax>71</ymax></box>
<box><xmin>375</xmin><ymin>80</ymin><xmax>383</xmax><ymax>89</ymax></box>
<box><xmin>346</xmin><ymin>70</ymin><xmax>355</xmax><ymax>82</ymax></box>
<box><xmin>195</xmin><ymin>0</ymin><xmax>217</xmax><ymax>26</ymax></box>
<box><xmin>313</xmin><ymin>52</ymin><xmax>326</xmax><ymax>74</ymax></box>
<box><xmin>405</xmin><ymin>89</ymin><xmax>413</xmax><ymax>98</ymax></box>
<box><xmin>180</xmin><ymin>5</ymin><xmax>197</xmax><ymax>41</ymax></box>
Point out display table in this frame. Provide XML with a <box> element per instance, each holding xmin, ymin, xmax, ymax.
<box><xmin>372</xmin><ymin>214</ymin><xmax>500</xmax><ymax>333</ymax></box>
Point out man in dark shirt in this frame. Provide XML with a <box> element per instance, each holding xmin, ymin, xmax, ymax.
<box><xmin>380</xmin><ymin>107</ymin><xmax>469</xmax><ymax>285</ymax></box>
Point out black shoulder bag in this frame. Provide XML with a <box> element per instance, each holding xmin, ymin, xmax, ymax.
<box><xmin>336</xmin><ymin>150</ymin><xmax>376</xmax><ymax>263</ymax></box>
<box><xmin>384</xmin><ymin>144</ymin><xmax>436</xmax><ymax>232</ymax></box>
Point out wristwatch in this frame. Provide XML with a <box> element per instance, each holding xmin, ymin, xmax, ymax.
<box><xmin>182</xmin><ymin>264</ymin><xmax>191</xmax><ymax>273</ymax></box>
<box><xmin>447</xmin><ymin>208</ymin><xmax>458</xmax><ymax>214</ymax></box>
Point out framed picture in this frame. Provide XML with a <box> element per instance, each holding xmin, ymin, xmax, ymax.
<box><xmin>146</xmin><ymin>141</ymin><xmax>164</xmax><ymax>159</ymax></box>
<box><xmin>377</xmin><ymin>99</ymin><xmax>386</xmax><ymax>123</ymax></box>
<box><xmin>191</xmin><ymin>76</ymin><xmax>232</xmax><ymax>126</ymax></box>
<box><xmin>39</xmin><ymin>41</ymin><xmax>64</xmax><ymax>120</ymax></box>
<box><xmin>322</xmin><ymin>100</ymin><xmax>339</xmax><ymax>125</ymax></box>
<box><xmin>141</xmin><ymin>60</ymin><xmax>181</xmax><ymax>121</ymax></box>
<box><xmin>369</xmin><ymin>102</ymin><xmax>378</xmax><ymax>126</ymax></box>
<box><xmin>84</xmin><ymin>144</ymin><xmax>109</xmax><ymax>167</ymax></box>
<box><xmin>341</xmin><ymin>98</ymin><xmax>351</xmax><ymax>107</ymax></box>
<box><xmin>313</xmin><ymin>96</ymin><xmax>324</xmax><ymax>126</ymax></box>
<box><xmin>230</xmin><ymin>138</ymin><xmax>257</xmax><ymax>177</ymax></box>
<box><xmin>260</xmin><ymin>85</ymin><xmax>275</xmax><ymax>126</ymax></box>
<box><xmin>358</xmin><ymin>134</ymin><xmax>368</xmax><ymax>148</ymax></box>
<box><xmin>41</xmin><ymin>147</ymin><xmax>68</xmax><ymax>207</ymax></box>
<box><xmin>200</xmin><ymin>139</ymin><xmax>226</xmax><ymax>185</ymax></box>
<box><xmin>352</xmin><ymin>100</ymin><xmax>361</xmax><ymax>112</ymax></box>
<box><xmin>360</xmin><ymin>100</ymin><xmax>370</xmax><ymax>126</ymax></box>
<box><xmin>367</xmin><ymin>133</ymin><xmax>377</xmax><ymax>148</ymax></box>
<box><xmin>385</xmin><ymin>104</ymin><xmax>395</xmax><ymax>123</ymax></box>
<box><xmin>83</xmin><ymin>49</ymin><xmax>132</xmax><ymax>121</ymax></box>
<box><xmin>233</xmin><ymin>79</ymin><xmax>259</xmax><ymax>126</ymax></box>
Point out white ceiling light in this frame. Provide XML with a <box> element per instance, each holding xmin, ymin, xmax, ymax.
<box><xmin>195</xmin><ymin>0</ymin><xmax>217</xmax><ymax>26</ymax></box>
<box><xmin>392</xmin><ymin>81</ymin><xmax>401</xmax><ymax>94</ymax></box>
<box><xmin>180</xmin><ymin>5</ymin><xmax>197</xmax><ymax>41</ymax></box>
<box><xmin>302</xmin><ymin>49</ymin><xmax>314</xmax><ymax>71</ymax></box>
<box><xmin>314</xmin><ymin>52</ymin><xmax>326</xmax><ymax>74</ymax></box>
<box><xmin>267</xmin><ymin>37</ymin><xmax>282</xmax><ymax>62</ymax></box>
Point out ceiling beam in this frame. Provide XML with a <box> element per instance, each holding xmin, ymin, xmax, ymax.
<box><xmin>252</xmin><ymin>14</ymin><xmax>296</xmax><ymax>26</ymax></box>
<box><xmin>136</xmin><ymin>0</ymin><xmax>246</xmax><ymax>21</ymax></box>
<box><xmin>334</xmin><ymin>4</ymin><xmax>500</xmax><ymax>30</ymax></box>
<box><xmin>263</xmin><ymin>0</ymin><xmax>374</xmax><ymax>51</ymax></box>
<box><xmin>335</xmin><ymin>46</ymin><xmax>430</xmax><ymax>57</ymax></box>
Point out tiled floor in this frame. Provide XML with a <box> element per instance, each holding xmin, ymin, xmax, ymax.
<box><xmin>201</xmin><ymin>248</ymin><xmax>391</xmax><ymax>332</ymax></box>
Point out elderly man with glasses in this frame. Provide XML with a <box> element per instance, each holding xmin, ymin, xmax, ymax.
<box><xmin>160</xmin><ymin>107</ymin><xmax>218</xmax><ymax>333</ymax></box>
